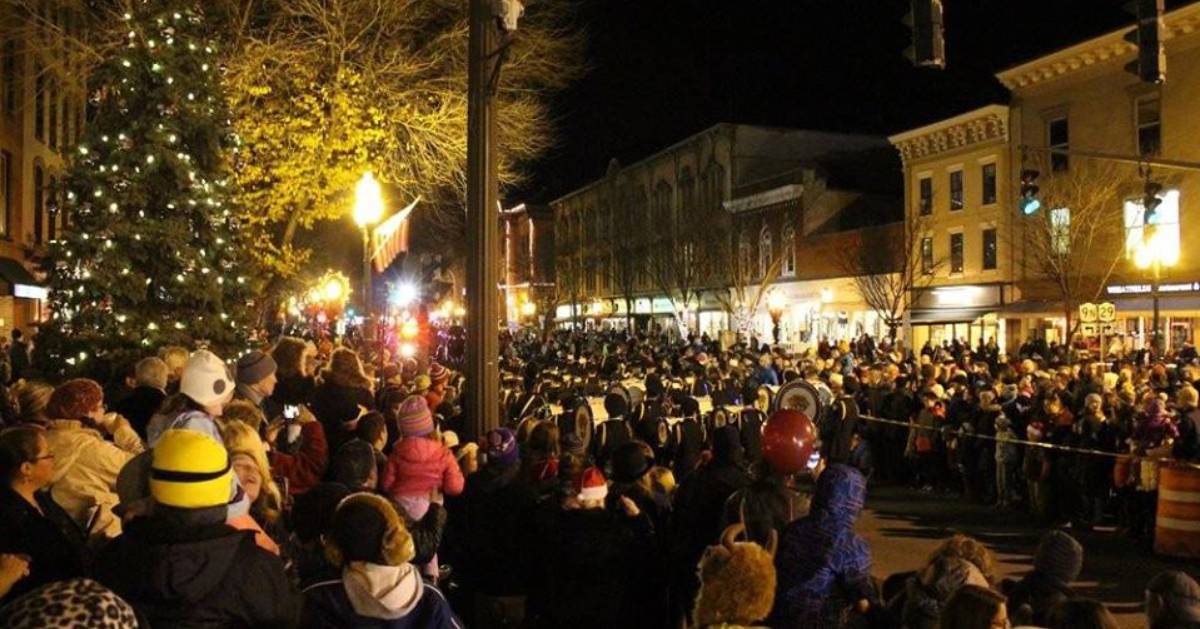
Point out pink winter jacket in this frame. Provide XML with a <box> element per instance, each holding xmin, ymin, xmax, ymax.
<box><xmin>381</xmin><ymin>437</ymin><xmax>465</xmax><ymax>500</ymax></box>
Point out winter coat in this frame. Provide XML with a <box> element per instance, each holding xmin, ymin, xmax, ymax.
<box><xmin>995</xmin><ymin>425</ymin><xmax>1019</xmax><ymax>464</ymax></box>
<box><xmin>45</xmin><ymin>417</ymin><xmax>144</xmax><ymax>538</ymax></box>
<box><xmin>269</xmin><ymin>420</ymin><xmax>329</xmax><ymax>495</ymax></box>
<box><xmin>0</xmin><ymin>487</ymin><xmax>87</xmax><ymax>605</ymax></box>
<box><xmin>1173</xmin><ymin>407</ymin><xmax>1200</xmax><ymax>461</ymax></box>
<box><xmin>380</xmin><ymin>437</ymin><xmax>464</xmax><ymax>500</ymax></box>
<box><xmin>95</xmin><ymin>509</ymin><xmax>301</xmax><ymax>629</ymax></box>
<box><xmin>311</xmin><ymin>380</ymin><xmax>375</xmax><ymax>430</ymax></box>
<box><xmin>672</xmin><ymin>418</ymin><xmax>707</xmax><ymax>480</ymax></box>
<box><xmin>671</xmin><ymin>456</ymin><xmax>752</xmax><ymax>622</ymax></box>
<box><xmin>1004</xmin><ymin>570</ymin><xmax>1074</xmax><ymax>627</ymax></box>
<box><xmin>112</xmin><ymin>385</ymin><xmax>166</xmax><ymax>439</ymax></box>
<box><xmin>461</xmin><ymin>462</ymin><xmax>538</xmax><ymax>596</ymax></box>
<box><xmin>531</xmin><ymin>506</ymin><xmax>653</xmax><ymax>629</ymax></box>
<box><xmin>722</xmin><ymin>476</ymin><xmax>810</xmax><ymax>547</ymax></box>
<box><xmin>821</xmin><ymin>396</ymin><xmax>860</xmax><ymax>464</ymax></box>
<box><xmin>301</xmin><ymin>562</ymin><xmax>461</xmax><ymax>629</ymax></box>
<box><xmin>771</xmin><ymin>464</ymin><xmax>873</xmax><ymax>629</ymax></box>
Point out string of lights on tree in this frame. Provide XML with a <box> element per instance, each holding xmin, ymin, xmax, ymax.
<box><xmin>37</xmin><ymin>0</ymin><xmax>255</xmax><ymax>374</ymax></box>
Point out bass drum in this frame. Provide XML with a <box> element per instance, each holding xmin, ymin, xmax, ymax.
<box><xmin>773</xmin><ymin>380</ymin><xmax>823</xmax><ymax>420</ymax></box>
<box><xmin>557</xmin><ymin>398</ymin><xmax>595</xmax><ymax>455</ymax></box>
<box><xmin>708</xmin><ymin>407</ymin><xmax>730</xmax><ymax>435</ymax></box>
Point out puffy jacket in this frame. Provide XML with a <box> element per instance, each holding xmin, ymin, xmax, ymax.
<box><xmin>95</xmin><ymin>509</ymin><xmax>301</xmax><ymax>628</ymax></box>
<box><xmin>381</xmin><ymin>437</ymin><xmax>464</xmax><ymax>500</ymax></box>
<box><xmin>771</xmin><ymin>464</ymin><xmax>873</xmax><ymax>629</ymax></box>
<box><xmin>45</xmin><ymin>417</ymin><xmax>144</xmax><ymax>538</ymax></box>
<box><xmin>269</xmin><ymin>421</ymin><xmax>329</xmax><ymax>495</ymax></box>
<box><xmin>301</xmin><ymin>563</ymin><xmax>461</xmax><ymax>629</ymax></box>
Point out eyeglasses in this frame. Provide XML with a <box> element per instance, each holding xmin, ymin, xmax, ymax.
<box><xmin>34</xmin><ymin>452</ymin><xmax>55</xmax><ymax>461</ymax></box>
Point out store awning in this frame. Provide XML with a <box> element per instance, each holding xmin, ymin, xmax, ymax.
<box><xmin>908</xmin><ymin>307</ymin><xmax>995</xmax><ymax>324</ymax></box>
<box><xmin>0</xmin><ymin>258</ymin><xmax>46</xmax><ymax>299</ymax></box>
<box><xmin>1001</xmin><ymin>296</ymin><xmax>1200</xmax><ymax>317</ymax></box>
<box><xmin>1108</xmin><ymin>296</ymin><xmax>1200</xmax><ymax>313</ymax></box>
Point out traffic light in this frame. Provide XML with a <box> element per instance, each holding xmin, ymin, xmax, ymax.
<box><xmin>1124</xmin><ymin>0</ymin><xmax>1166</xmax><ymax>83</ymax></box>
<box><xmin>1019</xmin><ymin>169</ymin><xmax>1041</xmax><ymax>215</ymax></box>
<box><xmin>1143</xmin><ymin>180</ymin><xmax>1164</xmax><ymax>224</ymax></box>
<box><xmin>903</xmin><ymin>0</ymin><xmax>945</xmax><ymax>69</ymax></box>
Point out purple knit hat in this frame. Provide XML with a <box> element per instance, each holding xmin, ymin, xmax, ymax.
<box><xmin>397</xmin><ymin>395</ymin><xmax>434</xmax><ymax>437</ymax></box>
<box><xmin>486</xmin><ymin>427</ymin><xmax>519</xmax><ymax>467</ymax></box>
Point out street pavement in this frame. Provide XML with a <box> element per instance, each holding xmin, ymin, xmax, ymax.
<box><xmin>857</xmin><ymin>484</ymin><xmax>1198</xmax><ymax>628</ymax></box>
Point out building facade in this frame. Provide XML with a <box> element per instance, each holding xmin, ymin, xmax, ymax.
<box><xmin>889</xmin><ymin>105</ymin><xmax>1019</xmax><ymax>353</ymax></box>
<box><xmin>551</xmin><ymin>123</ymin><xmax>902</xmax><ymax>344</ymax></box>
<box><xmin>996</xmin><ymin>1</ymin><xmax>1200</xmax><ymax>354</ymax></box>
<box><xmin>0</xmin><ymin>7</ymin><xmax>85</xmax><ymax>335</ymax></box>
<box><xmin>890</xmin><ymin>2</ymin><xmax>1200</xmax><ymax>356</ymax></box>
<box><xmin>500</xmin><ymin>203</ymin><xmax>555</xmax><ymax>326</ymax></box>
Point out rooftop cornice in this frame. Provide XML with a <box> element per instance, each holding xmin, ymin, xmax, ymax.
<box><xmin>887</xmin><ymin>105</ymin><xmax>1009</xmax><ymax>166</ymax></box>
<box><xmin>996</xmin><ymin>2</ymin><xmax>1200</xmax><ymax>90</ymax></box>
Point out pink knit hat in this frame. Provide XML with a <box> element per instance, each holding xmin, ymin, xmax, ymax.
<box><xmin>397</xmin><ymin>395</ymin><xmax>434</xmax><ymax>437</ymax></box>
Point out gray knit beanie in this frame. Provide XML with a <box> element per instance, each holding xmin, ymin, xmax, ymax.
<box><xmin>1034</xmin><ymin>530</ymin><xmax>1083</xmax><ymax>585</ymax></box>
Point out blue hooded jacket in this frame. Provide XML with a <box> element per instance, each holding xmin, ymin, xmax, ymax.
<box><xmin>771</xmin><ymin>464</ymin><xmax>873</xmax><ymax>629</ymax></box>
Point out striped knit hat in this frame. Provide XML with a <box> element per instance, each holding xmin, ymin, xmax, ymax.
<box><xmin>429</xmin><ymin>362</ymin><xmax>449</xmax><ymax>384</ymax></box>
<box><xmin>397</xmin><ymin>395</ymin><xmax>434</xmax><ymax>437</ymax></box>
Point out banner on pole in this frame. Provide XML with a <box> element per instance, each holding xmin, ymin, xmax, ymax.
<box><xmin>372</xmin><ymin>196</ymin><xmax>420</xmax><ymax>273</ymax></box>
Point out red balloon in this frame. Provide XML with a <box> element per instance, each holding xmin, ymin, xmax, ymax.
<box><xmin>762</xmin><ymin>409</ymin><xmax>818</xmax><ymax>475</ymax></box>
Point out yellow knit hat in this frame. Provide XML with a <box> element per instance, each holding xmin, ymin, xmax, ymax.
<box><xmin>150</xmin><ymin>429</ymin><xmax>233</xmax><ymax>509</ymax></box>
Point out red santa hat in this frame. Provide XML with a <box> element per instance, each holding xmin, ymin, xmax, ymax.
<box><xmin>576</xmin><ymin>466</ymin><xmax>608</xmax><ymax>502</ymax></box>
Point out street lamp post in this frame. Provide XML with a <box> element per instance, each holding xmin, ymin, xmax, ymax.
<box><xmin>767</xmin><ymin>292</ymin><xmax>786</xmax><ymax>347</ymax></box>
<box><xmin>353</xmin><ymin>172</ymin><xmax>385</xmax><ymax>318</ymax></box>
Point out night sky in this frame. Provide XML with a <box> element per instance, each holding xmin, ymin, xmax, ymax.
<box><xmin>516</xmin><ymin>0</ymin><xmax>1192</xmax><ymax>204</ymax></box>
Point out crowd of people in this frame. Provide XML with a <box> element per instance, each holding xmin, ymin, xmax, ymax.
<box><xmin>0</xmin><ymin>325</ymin><xmax>1196</xmax><ymax>628</ymax></box>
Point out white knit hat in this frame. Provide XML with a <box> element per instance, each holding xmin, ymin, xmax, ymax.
<box><xmin>180</xmin><ymin>350</ymin><xmax>234</xmax><ymax>408</ymax></box>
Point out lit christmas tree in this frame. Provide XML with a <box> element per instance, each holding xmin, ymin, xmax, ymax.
<box><xmin>37</xmin><ymin>2</ymin><xmax>254</xmax><ymax>375</ymax></box>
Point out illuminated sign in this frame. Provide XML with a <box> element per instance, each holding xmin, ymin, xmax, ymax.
<box><xmin>933</xmin><ymin>286</ymin><xmax>982</xmax><ymax>306</ymax></box>
<box><xmin>1107</xmin><ymin>282</ymin><xmax>1200</xmax><ymax>295</ymax></box>
<box><xmin>13</xmin><ymin>284</ymin><xmax>47</xmax><ymax>300</ymax></box>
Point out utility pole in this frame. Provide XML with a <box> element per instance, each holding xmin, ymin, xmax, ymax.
<box><xmin>466</xmin><ymin>0</ymin><xmax>515</xmax><ymax>440</ymax></box>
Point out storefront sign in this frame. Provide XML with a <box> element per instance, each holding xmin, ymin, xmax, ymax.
<box><xmin>923</xmin><ymin>285</ymin><xmax>1001</xmax><ymax>308</ymax></box>
<box><xmin>1107</xmin><ymin>281</ymin><xmax>1200</xmax><ymax>295</ymax></box>
<box><xmin>13</xmin><ymin>284</ymin><xmax>47</xmax><ymax>300</ymax></box>
<box><xmin>634</xmin><ymin>298</ymin><xmax>652</xmax><ymax>314</ymax></box>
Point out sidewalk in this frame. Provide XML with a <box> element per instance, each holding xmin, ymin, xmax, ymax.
<box><xmin>858</xmin><ymin>484</ymin><xmax>1196</xmax><ymax>628</ymax></box>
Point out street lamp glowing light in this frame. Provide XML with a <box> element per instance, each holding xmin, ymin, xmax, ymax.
<box><xmin>1135</xmin><ymin>227</ymin><xmax>1180</xmax><ymax>269</ymax></box>
<box><xmin>353</xmin><ymin>172</ymin><xmax>385</xmax><ymax>228</ymax></box>
<box><xmin>323</xmin><ymin>277</ymin><xmax>345</xmax><ymax>302</ymax></box>
<box><xmin>520</xmin><ymin>301</ymin><xmax>537</xmax><ymax>317</ymax></box>
<box><xmin>398</xmin><ymin>342</ymin><xmax>417</xmax><ymax>359</ymax></box>
<box><xmin>390</xmin><ymin>282</ymin><xmax>419</xmax><ymax>307</ymax></box>
<box><xmin>767</xmin><ymin>291</ymin><xmax>786</xmax><ymax>316</ymax></box>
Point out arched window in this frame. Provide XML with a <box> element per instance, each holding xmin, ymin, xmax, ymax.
<box><xmin>782</xmin><ymin>225</ymin><xmax>796</xmax><ymax>277</ymax></box>
<box><xmin>679</xmin><ymin>167</ymin><xmax>695</xmax><ymax>214</ymax></box>
<box><xmin>738</xmin><ymin>232</ymin><xmax>752</xmax><ymax>280</ymax></box>
<box><xmin>33</xmin><ymin>163</ymin><xmax>44</xmax><ymax>245</ymax></box>
<box><xmin>759</xmin><ymin>225</ymin><xmax>773</xmax><ymax>279</ymax></box>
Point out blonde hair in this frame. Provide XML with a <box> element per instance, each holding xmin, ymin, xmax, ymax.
<box><xmin>222</xmin><ymin>400</ymin><xmax>267</xmax><ymax>432</ymax></box>
<box><xmin>220</xmin><ymin>419</ymin><xmax>282</xmax><ymax>523</ymax></box>
<box><xmin>13</xmin><ymin>380</ymin><xmax>53</xmax><ymax>425</ymax></box>
<box><xmin>158</xmin><ymin>346</ymin><xmax>190</xmax><ymax>377</ymax></box>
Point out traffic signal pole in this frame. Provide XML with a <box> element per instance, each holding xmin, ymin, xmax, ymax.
<box><xmin>465</xmin><ymin>0</ymin><xmax>501</xmax><ymax>440</ymax></box>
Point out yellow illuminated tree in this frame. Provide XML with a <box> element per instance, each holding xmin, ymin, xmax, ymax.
<box><xmin>220</xmin><ymin>0</ymin><xmax>583</xmax><ymax>295</ymax></box>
